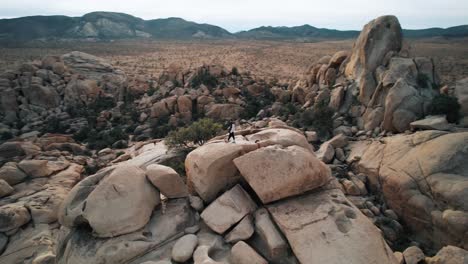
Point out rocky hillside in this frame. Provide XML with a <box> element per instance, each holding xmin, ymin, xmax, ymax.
<box><xmin>0</xmin><ymin>12</ymin><xmax>232</xmax><ymax>42</ymax></box>
<box><xmin>1</xmin><ymin>11</ymin><xmax>467</xmax><ymax>42</ymax></box>
<box><xmin>0</xmin><ymin>15</ymin><xmax>467</xmax><ymax>264</ymax></box>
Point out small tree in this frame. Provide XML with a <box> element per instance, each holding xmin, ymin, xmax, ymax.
<box><xmin>166</xmin><ymin>118</ymin><xmax>222</xmax><ymax>149</ymax></box>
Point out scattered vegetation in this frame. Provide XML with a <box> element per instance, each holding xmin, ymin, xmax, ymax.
<box><xmin>241</xmin><ymin>87</ymin><xmax>275</xmax><ymax>119</ymax></box>
<box><xmin>429</xmin><ymin>94</ymin><xmax>461</xmax><ymax>123</ymax></box>
<box><xmin>191</xmin><ymin>69</ymin><xmax>218</xmax><ymax>88</ymax></box>
<box><xmin>295</xmin><ymin>101</ymin><xmax>334</xmax><ymax>137</ymax></box>
<box><xmin>150</xmin><ymin>114</ymin><xmax>176</xmax><ymax>139</ymax></box>
<box><xmin>231</xmin><ymin>67</ymin><xmax>239</xmax><ymax>76</ymax></box>
<box><xmin>42</xmin><ymin>116</ymin><xmax>69</xmax><ymax>134</ymax></box>
<box><xmin>74</xmin><ymin>126</ymin><xmax>129</xmax><ymax>150</ymax></box>
<box><xmin>166</xmin><ymin>118</ymin><xmax>222</xmax><ymax>149</ymax></box>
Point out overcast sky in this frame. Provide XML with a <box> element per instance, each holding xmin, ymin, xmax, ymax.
<box><xmin>1</xmin><ymin>0</ymin><xmax>467</xmax><ymax>32</ymax></box>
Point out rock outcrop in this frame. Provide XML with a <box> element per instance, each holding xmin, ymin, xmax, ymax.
<box><xmin>345</xmin><ymin>15</ymin><xmax>403</xmax><ymax>104</ymax></box>
<box><xmin>355</xmin><ymin>131</ymin><xmax>468</xmax><ymax>249</ymax></box>
<box><xmin>59</xmin><ymin>165</ymin><xmax>160</xmax><ymax>237</ymax></box>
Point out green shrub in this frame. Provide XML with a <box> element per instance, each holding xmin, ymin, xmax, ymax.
<box><xmin>297</xmin><ymin>101</ymin><xmax>334</xmax><ymax>137</ymax></box>
<box><xmin>191</xmin><ymin>69</ymin><xmax>218</xmax><ymax>88</ymax></box>
<box><xmin>150</xmin><ymin>115</ymin><xmax>174</xmax><ymax>139</ymax></box>
<box><xmin>42</xmin><ymin>116</ymin><xmax>69</xmax><ymax>134</ymax></box>
<box><xmin>241</xmin><ymin>87</ymin><xmax>275</xmax><ymax>119</ymax></box>
<box><xmin>73</xmin><ymin>126</ymin><xmax>129</xmax><ymax>150</ymax></box>
<box><xmin>429</xmin><ymin>94</ymin><xmax>461</xmax><ymax>123</ymax></box>
<box><xmin>147</xmin><ymin>86</ymin><xmax>156</xmax><ymax>96</ymax></box>
<box><xmin>166</xmin><ymin>118</ymin><xmax>222</xmax><ymax>149</ymax></box>
<box><xmin>231</xmin><ymin>67</ymin><xmax>239</xmax><ymax>76</ymax></box>
<box><xmin>280</xmin><ymin>103</ymin><xmax>300</xmax><ymax>118</ymax></box>
<box><xmin>417</xmin><ymin>73</ymin><xmax>430</xmax><ymax>88</ymax></box>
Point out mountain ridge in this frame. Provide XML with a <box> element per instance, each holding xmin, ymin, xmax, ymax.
<box><xmin>0</xmin><ymin>11</ymin><xmax>467</xmax><ymax>42</ymax></box>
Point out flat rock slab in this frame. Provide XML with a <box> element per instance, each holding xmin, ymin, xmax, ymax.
<box><xmin>234</xmin><ymin>145</ymin><xmax>331</xmax><ymax>204</ymax></box>
<box><xmin>267</xmin><ymin>189</ymin><xmax>398</xmax><ymax>264</ymax></box>
<box><xmin>201</xmin><ymin>184</ymin><xmax>257</xmax><ymax>234</ymax></box>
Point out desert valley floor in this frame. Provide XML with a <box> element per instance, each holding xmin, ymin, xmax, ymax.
<box><xmin>1</xmin><ymin>38</ymin><xmax>468</xmax><ymax>85</ymax></box>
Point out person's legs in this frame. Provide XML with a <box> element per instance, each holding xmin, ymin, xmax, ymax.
<box><xmin>228</xmin><ymin>132</ymin><xmax>235</xmax><ymax>143</ymax></box>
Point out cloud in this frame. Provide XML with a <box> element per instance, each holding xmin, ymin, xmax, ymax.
<box><xmin>0</xmin><ymin>0</ymin><xmax>467</xmax><ymax>32</ymax></box>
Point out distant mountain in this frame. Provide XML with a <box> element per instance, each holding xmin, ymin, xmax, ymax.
<box><xmin>0</xmin><ymin>12</ymin><xmax>233</xmax><ymax>42</ymax></box>
<box><xmin>403</xmin><ymin>25</ymin><xmax>468</xmax><ymax>38</ymax></box>
<box><xmin>235</xmin><ymin>25</ymin><xmax>359</xmax><ymax>39</ymax></box>
<box><xmin>236</xmin><ymin>24</ymin><xmax>468</xmax><ymax>40</ymax></box>
<box><xmin>0</xmin><ymin>12</ymin><xmax>467</xmax><ymax>42</ymax></box>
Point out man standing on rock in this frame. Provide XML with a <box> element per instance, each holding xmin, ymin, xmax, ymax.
<box><xmin>227</xmin><ymin>121</ymin><xmax>236</xmax><ymax>143</ymax></box>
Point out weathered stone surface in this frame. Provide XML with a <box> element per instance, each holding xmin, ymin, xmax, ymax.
<box><xmin>18</xmin><ymin>160</ymin><xmax>52</xmax><ymax>178</ymax></box>
<box><xmin>193</xmin><ymin>232</ymin><xmax>231</xmax><ymax>264</ymax></box>
<box><xmin>0</xmin><ymin>141</ymin><xmax>40</xmax><ymax>160</ymax></box>
<box><xmin>425</xmin><ymin>245</ymin><xmax>468</xmax><ymax>264</ymax></box>
<box><xmin>345</xmin><ymin>16</ymin><xmax>402</xmax><ymax>104</ymax></box>
<box><xmin>224</xmin><ymin>215</ymin><xmax>254</xmax><ymax>243</ymax></box>
<box><xmin>57</xmin><ymin>199</ymin><xmax>195</xmax><ymax>264</ymax></box>
<box><xmin>253</xmin><ymin>208</ymin><xmax>289</xmax><ymax>261</ymax></box>
<box><xmin>356</xmin><ymin>131</ymin><xmax>468</xmax><ymax>249</ymax></box>
<box><xmin>329</xmin><ymin>86</ymin><xmax>345</xmax><ymax>111</ymax></box>
<box><xmin>0</xmin><ymin>224</ymin><xmax>55</xmax><ymax>264</ymax></box>
<box><xmin>328</xmin><ymin>133</ymin><xmax>348</xmax><ymax>148</ymax></box>
<box><xmin>316</xmin><ymin>142</ymin><xmax>335</xmax><ymax>164</ymax></box>
<box><xmin>172</xmin><ymin>234</ymin><xmax>198</xmax><ymax>262</ymax></box>
<box><xmin>231</xmin><ymin>241</ymin><xmax>268</xmax><ymax>264</ymax></box>
<box><xmin>32</xmin><ymin>252</ymin><xmax>56</xmax><ymax>264</ymax></box>
<box><xmin>268</xmin><ymin>189</ymin><xmax>398</xmax><ymax>264</ymax></box>
<box><xmin>410</xmin><ymin>115</ymin><xmax>452</xmax><ymax>131</ymax></box>
<box><xmin>59</xmin><ymin>165</ymin><xmax>160</xmax><ymax>237</ymax></box>
<box><xmin>0</xmin><ymin>204</ymin><xmax>31</xmax><ymax>232</ymax></box>
<box><xmin>200</xmin><ymin>184</ymin><xmax>257</xmax><ymax>234</ymax></box>
<box><xmin>186</xmin><ymin>141</ymin><xmax>258</xmax><ymax>202</ymax></box>
<box><xmin>245</xmin><ymin>128</ymin><xmax>314</xmax><ymax>153</ymax></box>
<box><xmin>403</xmin><ymin>246</ymin><xmax>425</xmax><ymax>264</ymax></box>
<box><xmin>234</xmin><ymin>145</ymin><xmax>331</xmax><ymax>203</ymax></box>
<box><xmin>147</xmin><ymin>164</ymin><xmax>188</xmax><ymax>198</ymax></box>
<box><xmin>0</xmin><ymin>179</ymin><xmax>13</xmax><ymax>198</ymax></box>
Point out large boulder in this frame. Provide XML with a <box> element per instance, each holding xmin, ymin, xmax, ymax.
<box><xmin>186</xmin><ymin>127</ymin><xmax>314</xmax><ymax>202</ymax></box>
<box><xmin>62</xmin><ymin>51</ymin><xmax>114</xmax><ymax>78</ymax></box>
<box><xmin>234</xmin><ymin>145</ymin><xmax>331</xmax><ymax>203</ymax></box>
<box><xmin>245</xmin><ymin>128</ymin><xmax>314</xmax><ymax>153</ymax></box>
<box><xmin>64</xmin><ymin>78</ymin><xmax>102</xmax><ymax>107</ymax></box>
<box><xmin>345</xmin><ymin>16</ymin><xmax>402</xmax><ymax>104</ymax></box>
<box><xmin>268</xmin><ymin>188</ymin><xmax>398</xmax><ymax>264</ymax></box>
<box><xmin>146</xmin><ymin>164</ymin><xmax>188</xmax><ymax>198</ymax></box>
<box><xmin>20</xmin><ymin>76</ymin><xmax>60</xmax><ymax>108</ymax></box>
<box><xmin>59</xmin><ymin>165</ymin><xmax>160</xmax><ymax>237</ymax></box>
<box><xmin>356</xmin><ymin>131</ymin><xmax>468</xmax><ymax>250</ymax></box>
<box><xmin>185</xmin><ymin>141</ymin><xmax>258</xmax><ymax>202</ymax></box>
<box><xmin>57</xmin><ymin>198</ymin><xmax>195</xmax><ymax>264</ymax></box>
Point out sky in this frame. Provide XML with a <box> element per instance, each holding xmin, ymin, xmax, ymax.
<box><xmin>0</xmin><ymin>0</ymin><xmax>467</xmax><ymax>32</ymax></box>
